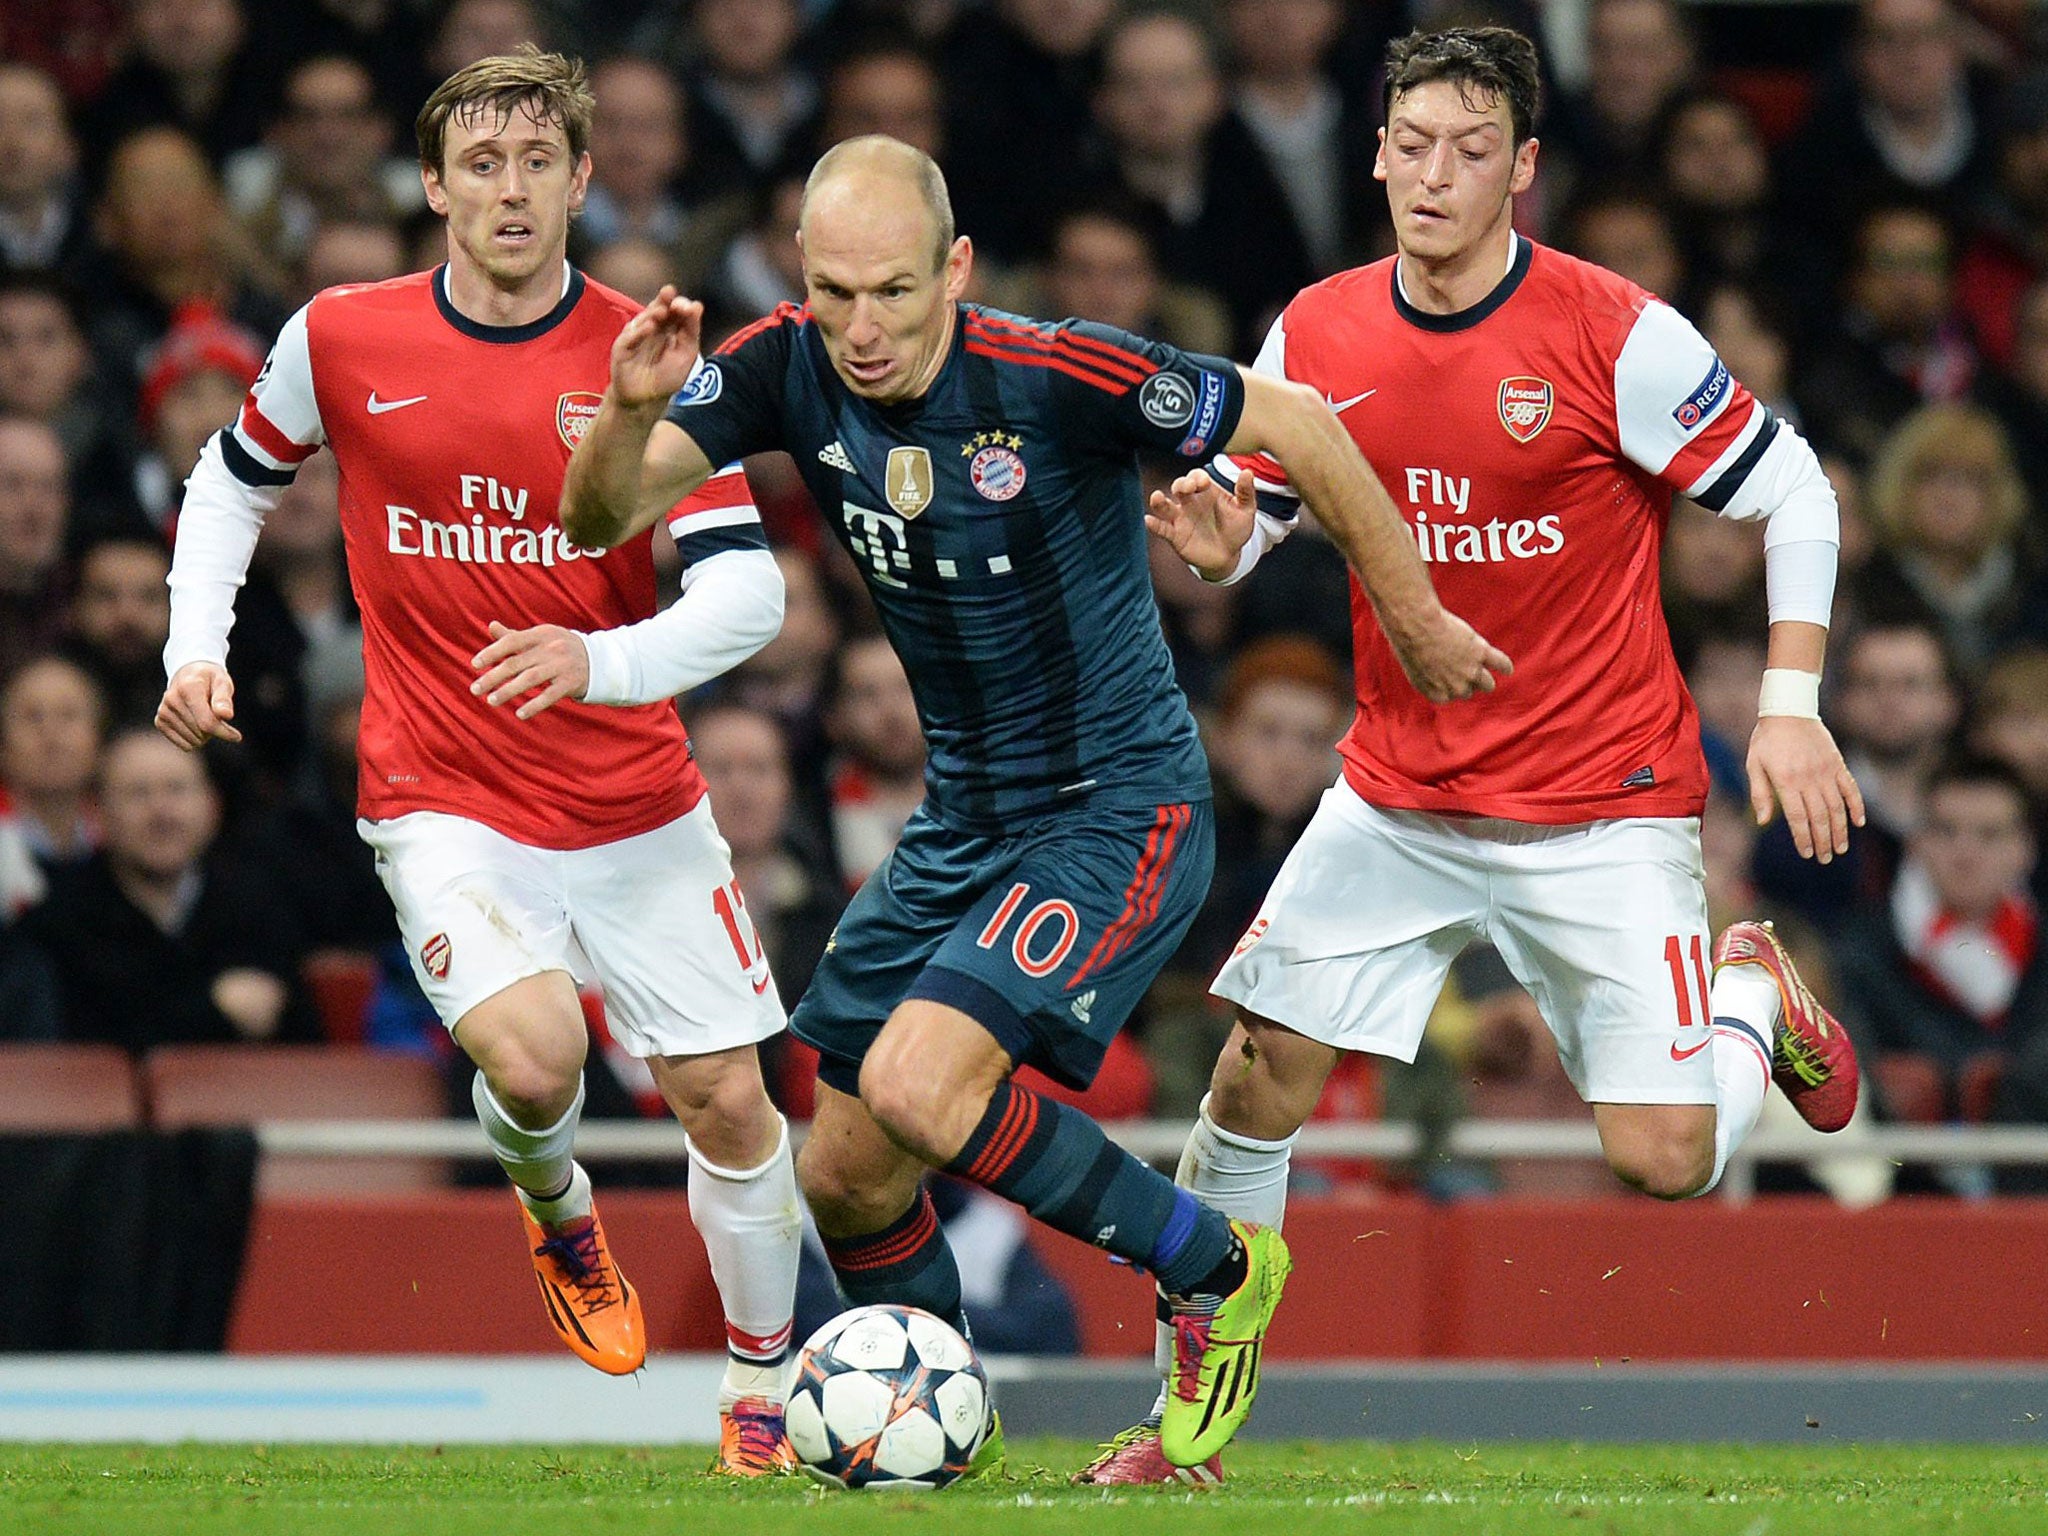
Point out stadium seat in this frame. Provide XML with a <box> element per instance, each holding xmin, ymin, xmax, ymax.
<box><xmin>0</xmin><ymin>1042</ymin><xmax>144</xmax><ymax>1131</ymax></box>
<box><xmin>1710</xmin><ymin>66</ymin><xmax>1817</xmax><ymax>148</ymax></box>
<box><xmin>302</xmin><ymin>948</ymin><xmax>381</xmax><ymax>1045</ymax></box>
<box><xmin>1872</xmin><ymin>1051</ymin><xmax>1946</xmax><ymax>1124</ymax></box>
<box><xmin>143</xmin><ymin>1043</ymin><xmax>450</xmax><ymax>1196</ymax></box>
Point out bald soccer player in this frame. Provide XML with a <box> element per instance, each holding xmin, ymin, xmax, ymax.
<box><xmin>544</xmin><ymin>135</ymin><xmax>1508</xmax><ymax>1472</ymax></box>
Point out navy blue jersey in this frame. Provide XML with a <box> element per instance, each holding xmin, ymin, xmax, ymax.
<box><xmin>665</xmin><ymin>303</ymin><xmax>1245</xmax><ymax>832</ymax></box>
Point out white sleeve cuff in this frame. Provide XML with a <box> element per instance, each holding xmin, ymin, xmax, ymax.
<box><xmin>1764</xmin><ymin>538</ymin><xmax>1839</xmax><ymax>629</ymax></box>
<box><xmin>164</xmin><ymin>432</ymin><xmax>280</xmax><ymax>677</ymax></box>
<box><xmin>577</xmin><ymin>547</ymin><xmax>784</xmax><ymax>706</ymax></box>
<box><xmin>1712</xmin><ymin>419</ymin><xmax>1838</xmax><ymax>628</ymax></box>
<box><xmin>1197</xmin><ymin>510</ymin><xmax>1295</xmax><ymax>586</ymax></box>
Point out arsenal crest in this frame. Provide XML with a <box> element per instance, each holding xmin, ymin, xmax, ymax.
<box><xmin>420</xmin><ymin>932</ymin><xmax>452</xmax><ymax>980</ymax></box>
<box><xmin>556</xmin><ymin>391</ymin><xmax>603</xmax><ymax>450</ymax></box>
<box><xmin>1497</xmin><ymin>376</ymin><xmax>1553</xmax><ymax>443</ymax></box>
<box><xmin>886</xmin><ymin>445</ymin><xmax>934</xmax><ymax>518</ymax></box>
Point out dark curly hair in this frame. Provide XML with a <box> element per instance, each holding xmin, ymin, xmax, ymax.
<box><xmin>1383</xmin><ymin>27</ymin><xmax>1542</xmax><ymax>147</ymax></box>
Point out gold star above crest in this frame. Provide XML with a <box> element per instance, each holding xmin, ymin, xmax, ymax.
<box><xmin>961</xmin><ymin>429</ymin><xmax>1022</xmax><ymax>456</ymax></box>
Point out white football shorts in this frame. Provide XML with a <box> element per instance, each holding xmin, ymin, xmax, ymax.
<box><xmin>359</xmin><ymin>798</ymin><xmax>786</xmax><ymax>1058</ymax></box>
<box><xmin>1210</xmin><ymin>780</ymin><xmax>1717</xmax><ymax>1105</ymax></box>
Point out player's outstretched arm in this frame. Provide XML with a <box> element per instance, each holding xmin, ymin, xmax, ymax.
<box><xmin>562</xmin><ymin>286</ymin><xmax>718</xmax><ymax>549</ymax></box>
<box><xmin>1228</xmin><ymin>371</ymin><xmax>1511</xmax><ymax>702</ymax></box>
<box><xmin>1746</xmin><ymin>621</ymin><xmax>1866</xmax><ymax>862</ymax></box>
<box><xmin>157</xmin><ymin>662</ymin><xmax>242</xmax><ymax>748</ymax></box>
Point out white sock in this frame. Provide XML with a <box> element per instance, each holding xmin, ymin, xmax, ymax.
<box><xmin>1176</xmin><ymin>1094</ymin><xmax>1298</xmax><ymax>1229</ymax></box>
<box><xmin>1150</xmin><ymin>1097</ymin><xmax>1299</xmax><ymax>1398</ymax></box>
<box><xmin>519</xmin><ymin>1161</ymin><xmax>593</xmax><ymax>1226</ymax></box>
<box><xmin>688</xmin><ymin>1115</ymin><xmax>801</xmax><ymax>1407</ymax></box>
<box><xmin>1697</xmin><ymin>965</ymin><xmax>1782</xmax><ymax>1195</ymax></box>
<box><xmin>473</xmin><ymin>1072</ymin><xmax>587</xmax><ymax>1208</ymax></box>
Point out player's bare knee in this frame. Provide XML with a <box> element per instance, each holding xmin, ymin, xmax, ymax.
<box><xmin>1610</xmin><ymin>1139</ymin><xmax>1714</xmax><ymax>1201</ymax></box>
<box><xmin>795</xmin><ymin>1139</ymin><xmax>898</xmax><ymax>1236</ymax></box>
<box><xmin>478</xmin><ymin>1044</ymin><xmax>582</xmax><ymax>1124</ymax></box>
<box><xmin>855</xmin><ymin>1063</ymin><xmax>949</xmax><ymax>1162</ymax></box>
<box><xmin>656</xmin><ymin>1048</ymin><xmax>776</xmax><ymax>1158</ymax></box>
<box><xmin>793</xmin><ymin>1134</ymin><xmax>849</xmax><ymax>1214</ymax></box>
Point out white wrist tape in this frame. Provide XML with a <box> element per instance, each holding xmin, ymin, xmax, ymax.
<box><xmin>1757</xmin><ymin>668</ymin><xmax>1821</xmax><ymax>719</ymax></box>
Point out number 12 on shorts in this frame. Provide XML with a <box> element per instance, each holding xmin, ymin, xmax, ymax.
<box><xmin>978</xmin><ymin>882</ymin><xmax>1079</xmax><ymax>979</ymax></box>
<box><xmin>1664</xmin><ymin>933</ymin><xmax>1712</xmax><ymax>1029</ymax></box>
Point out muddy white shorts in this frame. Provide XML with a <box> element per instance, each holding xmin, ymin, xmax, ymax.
<box><xmin>360</xmin><ymin>798</ymin><xmax>785</xmax><ymax>1058</ymax></box>
<box><xmin>1210</xmin><ymin>780</ymin><xmax>1717</xmax><ymax>1105</ymax></box>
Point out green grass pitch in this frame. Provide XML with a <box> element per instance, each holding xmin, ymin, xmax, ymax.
<box><xmin>4</xmin><ymin>1441</ymin><xmax>2045</xmax><ymax>1535</ymax></box>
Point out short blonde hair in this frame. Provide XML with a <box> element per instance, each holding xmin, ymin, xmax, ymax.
<box><xmin>416</xmin><ymin>44</ymin><xmax>594</xmax><ymax>177</ymax></box>
<box><xmin>1865</xmin><ymin>401</ymin><xmax>2029</xmax><ymax>551</ymax></box>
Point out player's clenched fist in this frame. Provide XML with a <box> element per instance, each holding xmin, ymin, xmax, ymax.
<box><xmin>156</xmin><ymin>662</ymin><xmax>242</xmax><ymax>749</ymax></box>
<box><xmin>610</xmin><ymin>284</ymin><xmax>706</xmax><ymax>410</ymax></box>
<box><xmin>1387</xmin><ymin>608</ymin><xmax>1513</xmax><ymax>703</ymax></box>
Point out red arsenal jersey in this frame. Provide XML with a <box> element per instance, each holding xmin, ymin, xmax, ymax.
<box><xmin>228</xmin><ymin>267</ymin><xmax>707</xmax><ymax>849</ymax></box>
<box><xmin>1228</xmin><ymin>238</ymin><xmax>1779</xmax><ymax>823</ymax></box>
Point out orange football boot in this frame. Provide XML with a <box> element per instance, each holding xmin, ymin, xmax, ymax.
<box><xmin>521</xmin><ymin>1200</ymin><xmax>645</xmax><ymax>1374</ymax></box>
<box><xmin>710</xmin><ymin>1397</ymin><xmax>800</xmax><ymax>1476</ymax></box>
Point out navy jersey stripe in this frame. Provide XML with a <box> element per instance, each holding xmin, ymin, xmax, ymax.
<box><xmin>1693</xmin><ymin>408</ymin><xmax>1780</xmax><ymax>512</ymax></box>
<box><xmin>674</xmin><ymin>521</ymin><xmax>769</xmax><ymax>564</ymax></box>
<box><xmin>968</xmin><ymin>348</ymin><xmax>1083</xmax><ymax>812</ymax></box>
<box><xmin>218</xmin><ymin>429</ymin><xmax>297</xmax><ymax>487</ymax></box>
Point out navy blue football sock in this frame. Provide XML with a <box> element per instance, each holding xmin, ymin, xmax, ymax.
<box><xmin>944</xmin><ymin>1078</ymin><xmax>1234</xmax><ymax>1296</ymax></box>
<box><xmin>818</xmin><ymin>1187</ymin><xmax>968</xmax><ymax>1336</ymax></box>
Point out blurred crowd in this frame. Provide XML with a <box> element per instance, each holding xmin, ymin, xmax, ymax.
<box><xmin>4</xmin><ymin>0</ymin><xmax>2048</xmax><ymax>1200</ymax></box>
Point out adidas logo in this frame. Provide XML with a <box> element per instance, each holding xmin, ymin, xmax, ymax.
<box><xmin>1070</xmin><ymin>989</ymin><xmax>1096</xmax><ymax>1023</ymax></box>
<box><xmin>818</xmin><ymin>440</ymin><xmax>854</xmax><ymax>472</ymax></box>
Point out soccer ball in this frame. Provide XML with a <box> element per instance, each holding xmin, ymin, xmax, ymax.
<box><xmin>784</xmin><ymin>1304</ymin><xmax>991</xmax><ymax>1490</ymax></box>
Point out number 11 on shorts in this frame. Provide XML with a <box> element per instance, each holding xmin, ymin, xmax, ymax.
<box><xmin>713</xmin><ymin>880</ymin><xmax>771</xmax><ymax>992</ymax></box>
<box><xmin>1663</xmin><ymin>932</ymin><xmax>1711</xmax><ymax>1029</ymax></box>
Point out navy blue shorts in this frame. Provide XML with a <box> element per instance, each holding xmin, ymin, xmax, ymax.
<box><xmin>790</xmin><ymin>795</ymin><xmax>1214</xmax><ymax>1095</ymax></box>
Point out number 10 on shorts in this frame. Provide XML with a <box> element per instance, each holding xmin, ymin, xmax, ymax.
<box><xmin>978</xmin><ymin>882</ymin><xmax>1079</xmax><ymax>979</ymax></box>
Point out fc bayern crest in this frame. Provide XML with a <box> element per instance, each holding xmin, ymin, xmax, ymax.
<box><xmin>421</xmin><ymin>932</ymin><xmax>452</xmax><ymax>980</ymax></box>
<box><xmin>969</xmin><ymin>444</ymin><xmax>1027</xmax><ymax>501</ymax></box>
<box><xmin>556</xmin><ymin>391</ymin><xmax>602</xmax><ymax>450</ymax></box>
<box><xmin>1497</xmin><ymin>376</ymin><xmax>1553</xmax><ymax>442</ymax></box>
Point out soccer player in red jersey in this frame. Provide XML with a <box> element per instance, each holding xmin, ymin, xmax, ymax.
<box><xmin>1082</xmin><ymin>27</ymin><xmax>1867</xmax><ymax>1484</ymax></box>
<box><xmin>155</xmin><ymin>49</ymin><xmax>803</xmax><ymax>1475</ymax></box>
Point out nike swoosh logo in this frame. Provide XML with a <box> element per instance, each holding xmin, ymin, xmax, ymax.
<box><xmin>367</xmin><ymin>392</ymin><xmax>428</xmax><ymax>415</ymax></box>
<box><xmin>1670</xmin><ymin>1038</ymin><xmax>1712</xmax><ymax>1062</ymax></box>
<box><xmin>1325</xmin><ymin>389</ymin><xmax>1377</xmax><ymax>414</ymax></box>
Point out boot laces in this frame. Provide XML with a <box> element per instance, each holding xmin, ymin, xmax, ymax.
<box><xmin>534</xmin><ymin>1220</ymin><xmax>618</xmax><ymax>1310</ymax></box>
